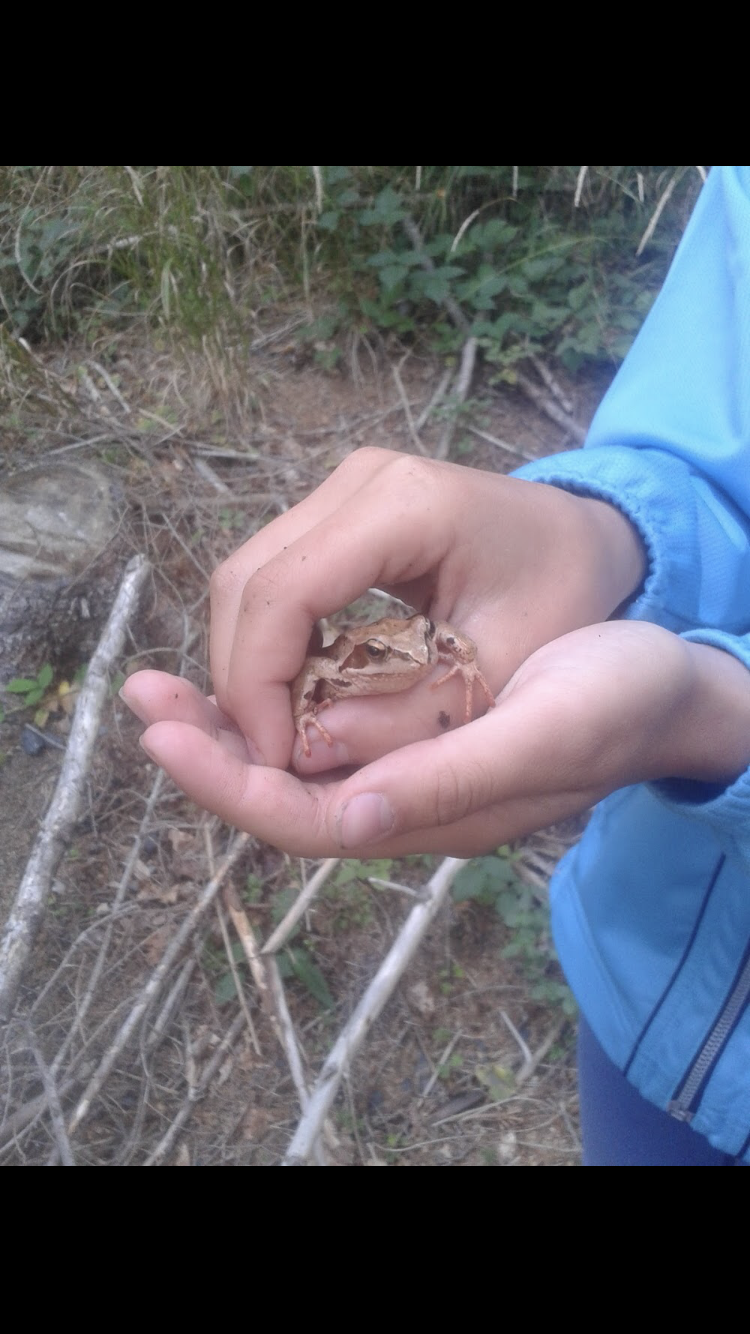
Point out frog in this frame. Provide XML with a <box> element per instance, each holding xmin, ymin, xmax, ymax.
<box><xmin>291</xmin><ymin>612</ymin><xmax>495</xmax><ymax>756</ymax></box>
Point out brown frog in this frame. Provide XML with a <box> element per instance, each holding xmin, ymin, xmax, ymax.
<box><xmin>291</xmin><ymin>613</ymin><xmax>495</xmax><ymax>756</ymax></box>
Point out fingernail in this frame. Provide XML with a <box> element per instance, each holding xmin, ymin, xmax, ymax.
<box><xmin>120</xmin><ymin>687</ymin><xmax>148</xmax><ymax>724</ymax></box>
<box><xmin>337</xmin><ymin>792</ymin><xmax>394</xmax><ymax>848</ymax></box>
<box><xmin>138</xmin><ymin>734</ymin><xmax>157</xmax><ymax>762</ymax></box>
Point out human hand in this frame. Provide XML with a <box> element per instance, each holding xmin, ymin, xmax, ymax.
<box><xmin>122</xmin><ymin>621</ymin><xmax>750</xmax><ymax>858</ymax></box>
<box><xmin>206</xmin><ymin>448</ymin><xmax>647</xmax><ymax>769</ymax></box>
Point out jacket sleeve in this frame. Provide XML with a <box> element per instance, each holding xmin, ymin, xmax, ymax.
<box><xmin>513</xmin><ymin>166</ymin><xmax>750</xmax><ymax>860</ymax></box>
<box><xmin>654</xmin><ymin>629</ymin><xmax>750</xmax><ymax>874</ymax></box>
<box><xmin>514</xmin><ymin>165</ymin><xmax>750</xmax><ymax>635</ymax></box>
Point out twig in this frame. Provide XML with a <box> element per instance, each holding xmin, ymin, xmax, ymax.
<box><xmin>420</xmin><ymin>1030</ymin><xmax>462</xmax><ymax>1102</ymax></box>
<box><xmin>528</xmin><ymin>354</ymin><xmax>574</xmax><ymax>415</ymax></box>
<box><xmin>501</xmin><ymin>1010</ymin><xmax>532</xmax><ymax>1067</ymax></box>
<box><xmin>215</xmin><ymin>900</ymin><xmax>261</xmax><ymax>1055</ymax></box>
<box><xmin>146</xmin><ymin>955</ymin><xmax>197</xmax><ymax>1052</ymax></box>
<box><xmin>224</xmin><ymin>884</ymin><xmax>329</xmax><ymax>1163</ymax></box>
<box><xmin>224</xmin><ymin>887</ymin><xmax>308</xmax><ymax>1111</ymax></box>
<box><xmin>513</xmin><ymin>370</ymin><xmax>587</xmax><ymax>444</ymax></box>
<box><xmin>636</xmin><ymin>171</ymin><xmax>679</xmax><ymax>256</ymax></box>
<box><xmin>192</xmin><ymin>456</ymin><xmax>231</xmax><ymax>493</ymax></box>
<box><xmin>66</xmin><ymin>832</ymin><xmax>251</xmax><ymax>1135</ymax></box>
<box><xmin>262</xmin><ymin>858</ymin><xmax>339</xmax><ymax>956</ymax></box>
<box><xmin>282</xmin><ymin>856</ymin><xmax>466</xmax><ymax>1165</ymax></box>
<box><xmin>0</xmin><ymin>554</ymin><xmax>151</xmax><ymax>1023</ymax></box>
<box><xmin>144</xmin><ymin>1008</ymin><xmax>247</xmax><ymax>1165</ymax></box>
<box><xmin>573</xmin><ymin>166</ymin><xmax>588</xmax><ymax>209</ymax></box>
<box><xmin>51</xmin><ymin>769</ymin><xmax>166</xmax><ymax>1076</ymax></box>
<box><xmin>391</xmin><ymin>357</ymin><xmax>428</xmax><ymax>456</ymax></box>
<box><xmin>516</xmin><ymin>1016</ymin><xmax>565</xmax><ymax>1087</ymax></box>
<box><xmin>368</xmin><ymin>877</ymin><xmax>427</xmax><ymax>901</ymax></box>
<box><xmin>436</xmin><ymin>337</ymin><xmax>478</xmax><ymax>460</ymax></box>
<box><xmin>88</xmin><ymin>360</ymin><xmax>131</xmax><ymax>415</ymax></box>
<box><xmin>415</xmin><ymin>366</ymin><xmax>453</xmax><ymax>432</ymax></box>
<box><xmin>25</xmin><ymin>1024</ymin><xmax>76</xmax><ymax>1166</ymax></box>
<box><xmin>464</xmin><ymin>424</ymin><xmax>536</xmax><ymax>463</ymax></box>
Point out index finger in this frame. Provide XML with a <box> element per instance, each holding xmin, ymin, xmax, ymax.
<box><xmin>212</xmin><ymin>452</ymin><xmax>455</xmax><ymax>765</ymax></box>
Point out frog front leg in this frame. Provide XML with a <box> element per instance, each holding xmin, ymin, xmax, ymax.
<box><xmin>431</xmin><ymin>623</ymin><xmax>496</xmax><ymax>723</ymax></box>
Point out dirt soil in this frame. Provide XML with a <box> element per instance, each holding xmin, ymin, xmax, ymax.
<box><xmin>0</xmin><ymin>327</ymin><xmax>610</xmax><ymax>1165</ymax></box>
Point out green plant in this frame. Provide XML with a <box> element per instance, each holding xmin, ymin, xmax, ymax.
<box><xmin>4</xmin><ymin>663</ymin><xmax>54</xmax><ymax>711</ymax></box>
<box><xmin>324</xmin><ymin>857</ymin><xmax>394</xmax><ymax>931</ymax></box>
<box><xmin>305</xmin><ymin>166</ymin><xmax>700</xmax><ymax>372</ymax></box>
<box><xmin>453</xmin><ymin>849</ymin><xmax>575</xmax><ymax>1016</ymax></box>
<box><xmin>277</xmin><ymin>946</ymin><xmax>334</xmax><ymax>1009</ymax></box>
<box><xmin>0</xmin><ymin>167</ymin><xmax>698</xmax><ymax>379</ymax></box>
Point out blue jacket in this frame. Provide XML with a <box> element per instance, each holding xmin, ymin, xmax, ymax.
<box><xmin>515</xmin><ymin>165</ymin><xmax>750</xmax><ymax>1161</ymax></box>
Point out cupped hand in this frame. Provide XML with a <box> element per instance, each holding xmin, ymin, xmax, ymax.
<box><xmin>206</xmin><ymin>448</ymin><xmax>646</xmax><ymax>769</ymax></box>
<box><xmin>122</xmin><ymin>621</ymin><xmax>746</xmax><ymax>859</ymax></box>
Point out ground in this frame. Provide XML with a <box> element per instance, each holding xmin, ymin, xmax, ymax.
<box><xmin>0</xmin><ymin>326</ymin><xmax>610</xmax><ymax>1165</ymax></box>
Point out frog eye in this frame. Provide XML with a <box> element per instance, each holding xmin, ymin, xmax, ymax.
<box><xmin>364</xmin><ymin>639</ymin><xmax>388</xmax><ymax>659</ymax></box>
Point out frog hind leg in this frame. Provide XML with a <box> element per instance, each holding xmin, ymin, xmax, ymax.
<box><xmin>296</xmin><ymin>700</ymin><xmax>335</xmax><ymax>757</ymax></box>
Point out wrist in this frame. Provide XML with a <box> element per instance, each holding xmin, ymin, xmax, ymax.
<box><xmin>577</xmin><ymin>496</ymin><xmax>648</xmax><ymax>613</ymax></box>
<box><xmin>678</xmin><ymin>642</ymin><xmax>750</xmax><ymax>783</ymax></box>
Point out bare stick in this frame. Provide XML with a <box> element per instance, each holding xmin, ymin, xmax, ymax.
<box><xmin>144</xmin><ymin>1008</ymin><xmax>247</xmax><ymax>1166</ymax></box>
<box><xmin>464</xmin><ymin>424</ymin><xmax>536</xmax><ymax>463</ymax></box>
<box><xmin>25</xmin><ymin>1023</ymin><xmax>76</xmax><ymax>1166</ymax></box>
<box><xmin>516</xmin><ymin>1016</ymin><xmax>565</xmax><ymax>1087</ymax></box>
<box><xmin>224</xmin><ymin>887</ymin><xmax>310</xmax><ymax>1112</ymax></box>
<box><xmin>146</xmin><ymin>955</ymin><xmax>197</xmax><ymax>1052</ymax></box>
<box><xmin>0</xmin><ymin>554</ymin><xmax>150</xmax><ymax>1023</ymax></box>
<box><xmin>391</xmin><ymin>358</ymin><xmax>428</xmax><ymax>456</ymax></box>
<box><xmin>88</xmin><ymin>359</ymin><xmax>131</xmax><ymax>415</ymax></box>
<box><xmin>51</xmin><ymin>769</ymin><xmax>166</xmax><ymax>1075</ymax></box>
<box><xmin>501</xmin><ymin>1009</ymin><xmax>532</xmax><ymax>1067</ymax></box>
<box><xmin>528</xmin><ymin>354</ymin><xmax>574</xmax><ymax>415</ymax></box>
<box><xmin>215</xmin><ymin>900</ymin><xmax>261</xmax><ymax>1055</ymax></box>
<box><xmin>67</xmin><ymin>831</ymin><xmax>251</xmax><ymax>1135</ymax></box>
<box><xmin>282</xmin><ymin>856</ymin><xmax>466</xmax><ymax>1165</ymax></box>
<box><xmin>262</xmin><ymin>858</ymin><xmax>339</xmax><ymax>956</ymax></box>
<box><xmin>415</xmin><ymin>366</ymin><xmax>453</xmax><ymax>431</ymax></box>
<box><xmin>636</xmin><ymin>172</ymin><xmax>678</xmax><ymax>257</ymax></box>
<box><xmin>513</xmin><ymin>369</ymin><xmax>587</xmax><ymax>444</ymax></box>
<box><xmin>436</xmin><ymin>337</ymin><xmax>478</xmax><ymax>460</ymax></box>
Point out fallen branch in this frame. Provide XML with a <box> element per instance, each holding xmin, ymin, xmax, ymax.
<box><xmin>0</xmin><ymin>553</ymin><xmax>151</xmax><ymax>1023</ymax></box>
<box><xmin>67</xmin><ymin>831</ymin><xmax>251</xmax><ymax>1136</ymax></box>
<box><xmin>262</xmin><ymin>857</ymin><xmax>339</xmax><ymax>956</ymax></box>
<box><xmin>391</xmin><ymin>358</ymin><xmax>428</xmax><ymax>456</ymax></box>
<box><xmin>436</xmin><ymin>337</ymin><xmax>478</xmax><ymax>460</ymax></box>
<box><xmin>282</xmin><ymin>856</ymin><xmax>465</xmax><ymax>1165</ymax></box>
<box><xmin>514</xmin><ymin>369</ymin><xmax>587</xmax><ymax>444</ymax></box>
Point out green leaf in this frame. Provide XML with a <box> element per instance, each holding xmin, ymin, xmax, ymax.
<box><xmin>286</xmin><ymin>947</ymin><xmax>334</xmax><ymax>1009</ymax></box>
<box><xmin>5</xmin><ymin>678</ymin><xmax>38</xmax><ymax>693</ymax></box>
<box><xmin>378</xmin><ymin>264</ymin><xmax>409</xmax><ymax>292</ymax></box>
<box><xmin>37</xmin><ymin>663</ymin><xmax>53</xmax><ymax>690</ymax></box>
<box><xmin>358</xmin><ymin>187</ymin><xmax>406</xmax><ymax>227</ymax></box>
<box><xmin>317</xmin><ymin>210</ymin><xmax>341</xmax><ymax>232</ymax></box>
<box><xmin>215</xmin><ymin>971</ymin><xmax>240</xmax><ymax>1005</ymax></box>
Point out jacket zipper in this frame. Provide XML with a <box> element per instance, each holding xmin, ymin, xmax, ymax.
<box><xmin>668</xmin><ymin>946</ymin><xmax>750</xmax><ymax>1122</ymax></box>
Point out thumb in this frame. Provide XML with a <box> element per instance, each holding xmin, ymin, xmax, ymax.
<box><xmin>332</xmin><ymin>710</ymin><xmax>522</xmax><ymax>850</ymax></box>
<box><xmin>331</xmin><ymin>677</ymin><xmax>613</xmax><ymax>856</ymax></box>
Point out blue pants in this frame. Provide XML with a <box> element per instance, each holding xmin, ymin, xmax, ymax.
<box><xmin>577</xmin><ymin>1016</ymin><xmax>738</xmax><ymax>1166</ymax></box>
